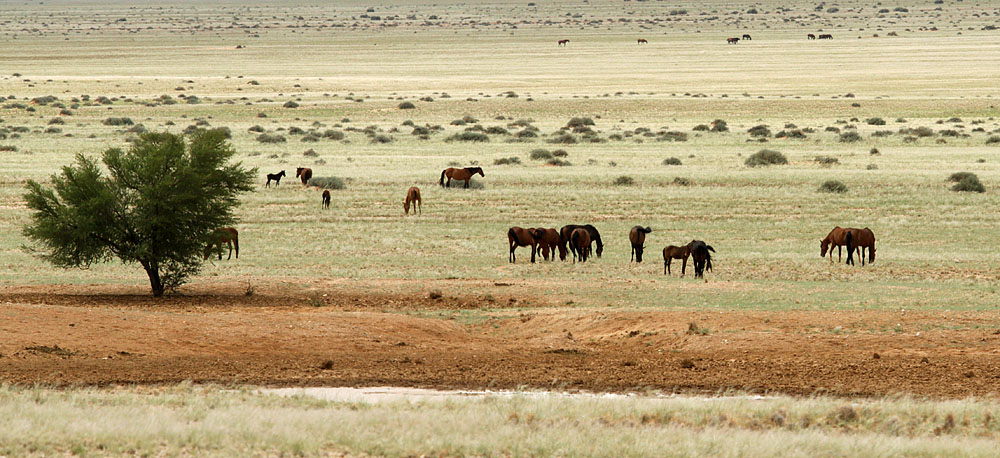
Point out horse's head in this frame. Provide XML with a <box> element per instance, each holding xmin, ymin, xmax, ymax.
<box><xmin>296</xmin><ymin>167</ymin><xmax>304</xmax><ymax>177</ymax></box>
<box><xmin>403</xmin><ymin>201</ymin><xmax>410</xmax><ymax>213</ymax></box>
<box><xmin>820</xmin><ymin>239</ymin><xmax>829</xmax><ymax>257</ymax></box>
<box><xmin>475</xmin><ymin>167</ymin><xmax>484</xmax><ymax>177</ymax></box>
<box><xmin>869</xmin><ymin>246</ymin><xmax>876</xmax><ymax>263</ymax></box>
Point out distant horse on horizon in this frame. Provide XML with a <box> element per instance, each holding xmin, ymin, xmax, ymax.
<box><xmin>742</xmin><ymin>34</ymin><xmax>752</xmax><ymax>40</ymax></box>
<box><xmin>265</xmin><ymin>170</ymin><xmax>285</xmax><ymax>188</ymax></box>
<box><xmin>558</xmin><ymin>39</ymin><xmax>570</xmax><ymax>46</ymax></box>
<box><xmin>727</xmin><ymin>37</ymin><xmax>740</xmax><ymax>44</ymax></box>
<box><xmin>404</xmin><ymin>186</ymin><xmax>421</xmax><ymax>215</ymax></box>
<box><xmin>637</xmin><ymin>38</ymin><xmax>648</xmax><ymax>45</ymax></box>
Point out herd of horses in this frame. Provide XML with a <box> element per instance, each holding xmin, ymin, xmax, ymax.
<box><xmin>248</xmin><ymin>166</ymin><xmax>876</xmax><ymax>279</ymax></box>
<box><xmin>560</xmin><ymin>33</ymin><xmax>831</xmax><ymax>46</ymax></box>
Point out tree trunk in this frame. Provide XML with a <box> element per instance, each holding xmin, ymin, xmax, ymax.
<box><xmin>142</xmin><ymin>260</ymin><xmax>165</xmax><ymax>297</ymax></box>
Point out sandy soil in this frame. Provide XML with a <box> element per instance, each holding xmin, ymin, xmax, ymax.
<box><xmin>1</xmin><ymin>283</ymin><xmax>998</xmax><ymax>398</ymax></box>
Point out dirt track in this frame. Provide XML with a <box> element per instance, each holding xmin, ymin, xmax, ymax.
<box><xmin>1</xmin><ymin>284</ymin><xmax>999</xmax><ymax>398</ymax></box>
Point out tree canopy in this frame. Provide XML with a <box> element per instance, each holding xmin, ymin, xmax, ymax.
<box><xmin>23</xmin><ymin>130</ymin><xmax>256</xmax><ymax>296</ymax></box>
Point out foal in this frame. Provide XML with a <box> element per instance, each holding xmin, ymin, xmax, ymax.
<box><xmin>662</xmin><ymin>245</ymin><xmax>690</xmax><ymax>276</ymax></box>
<box><xmin>204</xmin><ymin>227</ymin><xmax>239</xmax><ymax>260</ymax></box>
<box><xmin>404</xmin><ymin>187</ymin><xmax>421</xmax><ymax>215</ymax></box>
<box><xmin>322</xmin><ymin>190</ymin><xmax>331</xmax><ymax>209</ymax></box>
<box><xmin>265</xmin><ymin>170</ymin><xmax>285</xmax><ymax>187</ymax></box>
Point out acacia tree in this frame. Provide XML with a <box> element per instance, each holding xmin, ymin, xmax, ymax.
<box><xmin>23</xmin><ymin>130</ymin><xmax>256</xmax><ymax>296</ymax></box>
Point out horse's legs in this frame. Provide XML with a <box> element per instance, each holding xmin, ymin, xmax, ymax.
<box><xmin>681</xmin><ymin>257</ymin><xmax>687</xmax><ymax>277</ymax></box>
<box><xmin>838</xmin><ymin>246</ymin><xmax>842</xmax><ymax>262</ymax></box>
<box><xmin>666</xmin><ymin>258</ymin><xmax>671</xmax><ymax>275</ymax></box>
<box><xmin>509</xmin><ymin>243</ymin><xmax>515</xmax><ymax>263</ymax></box>
<box><xmin>464</xmin><ymin>179</ymin><xmax>470</xmax><ymax>189</ymax></box>
<box><xmin>226</xmin><ymin>241</ymin><xmax>233</xmax><ymax>260</ymax></box>
<box><xmin>530</xmin><ymin>244</ymin><xmax>536</xmax><ymax>263</ymax></box>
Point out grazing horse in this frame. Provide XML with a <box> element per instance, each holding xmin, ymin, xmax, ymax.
<box><xmin>807</xmin><ymin>33</ymin><xmax>817</xmax><ymax>40</ymax></box>
<box><xmin>854</xmin><ymin>227</ymin><xmax>876</xmax><ymax>265</ymax></box>
<box><xmin>637</xmin><ymin>38</ymin><xmax>648</xmax><ymax>45</ymax></box>
<box><xmin>688</xmin><ymin>240</ymin><xmax>715</xmax><ymax>278</ymax></box>
<box><xmin>440</xmin><ymin>167</ymin><xmax>484</xmax><ymax>188</ymax></box>
<box><xmin>742</xmin><ymin>34</ymin><xmax>752</xmax><ymax>40</ymax></box>
<box><xmin>534</xmin><ymin>228</ymin><xmax>565</xmax><ymax>261</ymax></box>
<box><xmin>629</xmin><ymin>226</ymin><xmax>652</xmax><ymax>263</ymax></box>
<box><xmin>265</xmin><ymin>170</ymin><xmax>285</xmax><ymax>188</ymax></box>
<box><xmin>296</xmin><ymin>167</ymin><xmax>312</xmax><ymax>186</ymax></box>
<box><xmin>727</xmin><ymin>37</ymin><xmax>740</xmax><ymax>44</ymax></box>
<box><xmin>508</xmin><ymin>227</ymin><xmax>540</xmax><ymax>263</ymax></box>
<box><xmin>204</xmin><ymin>227</ymin><xmax>239</xmax><ymax>260</ymax></box>
<box><xmin>663</xmin><ymin>245</ymin><xmax>691</xmax><ymax>276</ymax></box>
<box><xmin>321</xmin><ymin>190</ymin><xmax>331</xmax><ymax>209</ymax></box>
<box><xmin>570</xmin><ymin>228</ymin><xmax>591</xmax><ymax>263</ymax></box>
<box><xmin>560</xmin><ymin>224</ymin><xmax>603</xmax><ymax>261</ymax></box>
<box><xmin>558</xmin><ymin>39</ymin><xmax>570</xmax><ymax>46</ymax></box>
<box><xmin>818</xmin><ymin>34</ymin><xmax>833</xmax><ymax>39</ymax></box>
<box><xmin>404</xmin><ymin>186</ymin><xmax>422</xmax><ymax>215</ymax></box>
<box><xmin>820</xmin><ymin>226</ymin><xmax>853</xmax><ymax>263</ymax></box>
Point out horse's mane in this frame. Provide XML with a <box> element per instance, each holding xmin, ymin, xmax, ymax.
<box><xmin>465</xmin><ymin>167</ymin><xmax>482</xmax><ymax>173</ymax></box>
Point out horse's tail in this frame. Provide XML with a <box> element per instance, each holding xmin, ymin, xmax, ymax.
<box><xmin>706</xmin><ymin>245</ymin><xmax>715</xmax><ymax>253</ymax></box>
<box><xmin>845</xmin><ymin>231</ymin><xmax>853</xmax><ymax>264</ymax></box>
<box><xmin>233</xmin><ymin>231</ymin><xmax>239</xmax><ymax>259</ymax></box>
<box><xmin>507</xmin><ymin>227</ymin><xmax>516</xmax><ymax>245</ymax></box>
<box><xmin>641</xmin><ymin>226</ymin><xmax>652</xmax><ymax>234</ymax></box>
<box><xmin>439</xmin><ymin>169</ymin><xmax>446</xmax><ymax>186</ymax></box>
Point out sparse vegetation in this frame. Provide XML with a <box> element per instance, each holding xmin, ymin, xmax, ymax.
<box><xmin>310</xmin><ymin>176</ymin><xmax>347</xmax><ymax>190</ymax></box>
<box><xmin>613</xmin><ymin>175</ymin><xmax>634</xmax><ymax>186</ymax></box>
<box><xmin>818</xmin><ymin>180</ymin><xmax>848</xmax><ymax>193</ymax></box>
<box><xmin>744</xmin><ymin>149</ymin><xmax>787</xmax><ymax>167</ymax></box>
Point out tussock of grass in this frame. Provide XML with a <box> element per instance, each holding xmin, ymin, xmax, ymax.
<box><xmin>818</xmin><ymin>180</ymin><xmax>848</xmax><ymax>193</ymax></box>
<box><xmin>949</xmin><ymin>173</ymin><xmax>984</xmax><ymax>193</ymax></box>
<box><xmin>662</xmin><ymin>157</ymin><xmax>682</xmax><ymax>166</ymax></box>
<box><xmin>445</xmin><ymin>131</ymin><xmax>489</xmax><ymax>142</ymax></box>
<box><xmin>613</xmin><ymin>175</ymin><xmax>634</xmax><ymax>186</ymax></box>
<box><xmin>310</xmin><ymin>177</ymin><xmax>346</xmax><ymax>190</ymax></box>
<box><xmin>529</xmin><ymin>149</ymin><xmax>552</xmax><ymax>160</ymax></box>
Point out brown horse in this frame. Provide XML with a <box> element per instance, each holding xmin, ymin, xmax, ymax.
<box><xmin>855</xmin><ymin>227</ymin><xmax>876</xmax><ymax>265</ymax></box>
<box><xmin>727</xmin><ymin>37</ymin><xmax>740</xmax><ymax>44</ymax></box>
<box><xmin>629</xmin><ymin>226</ymin><xmax>652</xmax><ymax>263</ymax></box>
<box><xmin>663</xmin><ymin>245</ymin><xmax>691</xmax><ymax>276</ymax></box>
<box><xmin>807</xmin><ymin>33</ymin><xmax>816</xmax><ymax>40</ymax></box>
<box><xmin>560</xmin><ymin>224</ymin><xmax>603</xmax><ymax>261</ymax></box>
<box><xmin>688</xmin><ymin>240</ymin><xmax>715</xmax><ymax>278</ymax></box>
<box><xmin>742</xmin><ymin>34</ymin><xmax>752</xmax><ymax>40</ymax></box>
<box><xmin>204</xmin><ymin>227</ymin><xmax>239</xmax><ymax>260</ymax></box>
<box><xmin>404</xmin><ymin>186</ymin><xmax>421</xmax><ymax>215</ymax></box>
<box><xmin>570</xmin><ymin>228</ymin><xmax>591</xmax><ymax>263</ymax></box>
<box><xmin>820</xmin><ymin>226</ymin><xmax>852</xmax><ymax>263</ymax></box>
<box><xmin>508</xmin><ymin>227</ymin><xmax>539</xmax><ymax>263</ymax></box>
<box><xmin>637</xmin><ymin>38</ymin><xmax>648</xmax><ymax>45</ymax></box>
<box><xmin>321</xmin><ymin>190</ymin><xmax>330</xmax><ymax>209</ymax></box>
<box><xmin>296</xmin><ymin>167</ymin><xmax>312</xmax><ymax>186</ymax></box>
<box><xmin>558</xmin><ymin>39</ymin><xmax>570</xmax><ymax>46</ymax></box>
<box><xmin>440</xmin><ymin>167</ymin><xmax>484</xmax><ymax>188</ymax></box>
<box><xmin>265</xmin><ymin>170</ymin><xmax>285</xmax><ymax>188</ymax></box>
<box><xmin>818</xmin><ymin>34</ymin><xmax>833</xmax><ymax>39</ymax></box>
<box><xmin>534</xmin><ymin>228</ymin><xmax>565</xmax><ymax>261</ymax></box>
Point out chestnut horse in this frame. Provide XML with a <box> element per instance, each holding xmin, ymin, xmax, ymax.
<box><xmin>321</xmin><ymin>190</ymin><xmax>330</xmax><ymax>209</ymax></box>
<box><xmin>637</xmin><ymin>38</ymin><xmax>648</xmax><ymax>45</ymax></box>
<box><xmin>204</xmin><ymin>227</ymin><xmax>239</xmax><ymax>260</ymax></box>
<box><xmin>265</xmin><ymin>170</ymin><xmax>285</xmax><ymax>188</ymax></box>
<box><xmin>820</xmin><ymin>226</ymin><xmax>854</xmax><ymax>263</ymax></box>
<box><xmin>727</xmin><ymin>37</ymin><xmax>740</xmax><ymax>44</ymax></box>
<box><xmin>404</xmin><ymin>186</ymin><xmax>421</xmax><ymax>215</ymax></box>
<box><xmin>629</xmin><ymin>226</ymin><xmax>652</xmax><ymax>263</ymax></box>
<box><xmin>558</xmin><ymin>39</ymin><xmax>570</xmax><ymax>46</ymax></box>
<box><xmin>570</xmin><ymin>228</ymin><xmax>591</xmax><ymax>263</ymax></box>
<box><xmin>296</xmin><ymin>167</ymin><xmax>312</xmax><ymax>185</ymax></box>
<box><xmin>534</xmin><ymin>228</ymin><xmax>565</xmax><ymax>261</ymax></box>
<box><xmin>560</xmin><ymin>224</ymin><xmax>603</xmax><ymax>261</ymax></box>
<box><xmin>688</xmin><ymin>240</ymin><xmax>715</xmax><ymax>278</ymax></box>
<box><xmin>508</xmin><ymin>227</ymin><xmax>540</xmax><ymax>263</ymax></box>
<box><xmin>440</xmin><ymin>167</ymin><xmax>484</xmax><ymax>188</ymax></box>
<box><xmin>854</xmin><ymin>227</ymin><xmax>876</xmax><ymax>265</ymax></box>
<box><xmin>663</xmin><ymin>245</ymin><xmax>690</xmax><ymax>276</ymax></box>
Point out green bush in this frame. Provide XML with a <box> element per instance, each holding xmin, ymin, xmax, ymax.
<box><xmin>282</xmin><ymin>101</ymin><xmax>299</xmax><ymax>108</ymax></box>
<box><xmin>566</xmin><ymin>117</ymin><xmax>595</xmax><ymax>128</ymax></box>
<box><xmin>818</xmin><ymin>180</ymin><xmax>848</xmax><ymax>193</ymax></box>
<box><xmin>398</xmin><ymin>101</ymin><xmax>415</xmax><ymax>109</ymax></box>
<box><xmin>256</xmin><ymin>133</ymin><xmax>286</xmax><ymax>143</ymax></box>
<box><xmin>985</xmin><ymin>136</ymin><xmax>1000</xmax><ymax>145</ymax></box>
<box><xmin>310</xmin><ymin>176</ymin><xmax>346</xmax><ymax>190</ymax></box>
<box><xmin>493</xmin><ymin>157</ymin><xmax>521</xmax><ymax>165</ymax></box>
<box><xmin>838</xmin><ymin>131</ymin><xmax>862</xmax><ymax>142</ymax></box>
<box><xmin>947</xmin><ymin>172</ymin><xmax>977</xmax><ymax>183</ymax></box>
<box><xmin>662</xmin><ymin>157</ymin><xmax>682</xmax><ymax>166</ymax></box>
<box><xmin>710</xmin><ymin>119</ymin><xmax>728</xmax><ymax>132</ymax></box>
<box><xmin>747</xmin><ymin>125</ymin><xmax>771</xmax><ymax>137</ymax></box>
<box><xmin>323</xmin><ymin>130</ymin><xmax>345</xmax><ymax>140</ymax></box>
<box><xmin>103</xmin><ymin>117</ymin><xmax>134</xmax><ymax>126</ymax></box>
<box><xmin>744</xmin><ymin>149</ymin><xmax>787</xmax><ymax>167</ymax></box>
<box><xmin>547</xmin><ymin>132</ymin><xmax>577</xmax><ymax>144</ymax></box>
<box><xmin>529</xmin><ymin>149</ymin><xmax>552</xmax><ymax>160</ymax></box>
<box><xmin>546</xmin><ymin>158</ymin><xmax>571</xmax><ymax>166</ymax></box>
<box><xmin>951</xmin><ymin>176</ymin><xmax>984</xmax><ymax>192</ymax></box>
<box><xmin>814</xmin><ymin>156</ymin><xmax>839</xmax><ymax>166</ymax></box>
<box><xmin>370</xmin><ymin>134</ymin><xmax>394</xmax><ymax>144</ymax></box>
<box><xmin>613</xmin><ymin>175</ymin><xmax>635</xmax><ymax>186</ymax></box>
<box><xmin>552</xmin><ymin>149</ymin><xmax>568</xmax><ymax>157</ymax></box>
<box><xmin>445</xmin><ymin>131</ymin><xmax>489</xmax><ymax>142</ymax></box>
<box><xmin>672</xmin><ymin>177</ymin><xmax>692</xmax><ymax>186</ymax></box>
<box><xmin>866</xmin><ymin>117</ymin><xmax>886</xmax><ymax>125</ymax></box>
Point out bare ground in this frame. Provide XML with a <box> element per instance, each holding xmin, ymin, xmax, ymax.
<box><xmin>1</xmin><ymin>282</ymin><xmax>998</xmax><ymax>398</ymax></box>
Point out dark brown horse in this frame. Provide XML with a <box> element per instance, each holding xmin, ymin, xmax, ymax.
<box><xmin>534</xmin><ymin>228</ymin><xmax>565</xmax><ymax>261</ymax></box>
<box><xmin>855</xmin><ymin>227</ymin><xmax>876</xmax><ymax>265</ymax></box>
<box><xmin>742</xmin><ymin>34</ymin><xmax>752</xmax><ymax>40</ymax></box>
<box><xmin>688</xmin><ymin>240</ymin><xmax>715</xmax><ymax>278</ymax></box>
<box><xmin>204</xmin><ymin>227</ymin><xmax>239</xmax><ymax>260</ymax></box>
<box><xmin>440</xmin><ymin>167</ymin><xmax>484</xmax><ymax>188</ymax></box>
<box><xmin>570</xmin><ymin>228</ymin><xmax>591</xmax><ymax>263</ymax></box>
<box><xmin>321</xmin><ymin>190</ymin><xmax>330</xmax><ymax>209</ymax></box>
<box><xmin>637</xmin><ymin>38</ymin><xmax>648</xmax><ymax>45</ymax></box>
<box><xmin>727</xmin><ymin>37</ymin><xmax>740</xmax><ymax>44</ymax></box>
<box><xmin>818</xmin><ymin>34</ymin><xmax>833</xmax><ymax>39</ymax></box>
<box><xmin>404</xmin><ymin>186</ymin><xmax>421</xmax><ymax>215</ymax></box>
<box><xmin>663</xmin><ymin>245</ymin><xmax>691</xmax><ymax>276</ymax></box>
<box><xmin>820</xmin><ymin>226</ymin><xmax>853</xmax><ymax>263</ymax></box>
<box><xmin>296</xmin><ymin>167</ymin><xmax>312</xmax><ymax>186</ymax></box>
<box><xmin>629</xmin><ymin>226</ymin><xmax>652</xmax><ymax>263</ymax></box>
<box><xmin>807</xmin><ymin>33</ymin><xmax>817</xmax><ymax>39</ymax></box>
<box><xmin>560</xmin><ymin>224</ymin><xmax>603</xmax><ymax>261</ymax></box>
<box><xmin>508</xmin><ymin>227</ymin><xmax>540</xmax><ymax>263</ymax></box>
<box><xmin>558</xmin><ymin>39</ymin><xmax>570</xmax><ymax>46</ymax></box>
<box><xmin>265</xmin><ymin>170</ymin><xmax>285</xmax><ymax>188</ymax></box>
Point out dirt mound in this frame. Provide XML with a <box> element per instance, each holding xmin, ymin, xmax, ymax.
<box><xmin>1</xmin><ymin>284</ymin><xmax>998</xmax><ymax>398</ymax></box>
